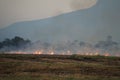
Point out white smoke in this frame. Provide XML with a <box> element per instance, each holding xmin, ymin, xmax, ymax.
<box><xmin>0</xmin><ymin>0</ymin><xmax>97</xmax><ymax>29</ymax></box>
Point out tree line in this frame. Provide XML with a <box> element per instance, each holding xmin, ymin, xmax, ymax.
<box><xmin>0</xmin><ymin>36</ymin><xmax>31</xmax><ymax>50</ymax></box>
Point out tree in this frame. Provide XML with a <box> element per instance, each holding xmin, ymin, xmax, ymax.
<box><xmin>2</xmin><ymin>38</ymin><xmax>12</xmax><ymax>47</ymax></box>
<box><xmin>79</xmin><ymin>41</ymin><xmax>86</xmax><ymax>47</ymax></box>
<box><xmin>0</xmin><ymin>36</ymin><xmax>31</xmax><ymax>51</ymax></box>
<box><xmin>0</xmin><ymin>42</ymin><xmax>3</xmax><ymax>49</ymax></box>
<box><xmin>11</xmin><ymin>36</ymin><xmax>24</xmax><ymax>47</ymax></box>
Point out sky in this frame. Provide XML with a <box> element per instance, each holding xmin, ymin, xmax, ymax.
<box><xmin>0</xmin><ymin>0</ymin><xmax>120</xmax><ymax>44</ymax></box>
<box><xmin>0</xmin><ymin>0</ymin><xmax>97</xmax><ymax>29</ymax></box>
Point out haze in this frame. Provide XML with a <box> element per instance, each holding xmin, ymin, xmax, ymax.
<box><xmin>0</xmin><ymin>0</ymin><xmax>97</xmax><ymax>28</ymax></box>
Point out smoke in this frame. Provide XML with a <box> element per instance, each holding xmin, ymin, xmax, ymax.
<box><xmin>70</xmin><ymin>0</ymin><xmax>97</xmax><ymax>10</ymax></box>
<box><xmin>0</xmin><ymin>36</ymin><xmax>120</xmax><ymax>56</ymax></box>
<box><xmin>0</xmin><ymin>0</ymin><xmax>98</xmax><ymax>29</ymax></box>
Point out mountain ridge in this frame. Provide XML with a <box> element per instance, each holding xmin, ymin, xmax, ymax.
<box><xmin>0</xmin><ymin>0</ymin><xmax>120</xmax><ymax>43</ymax></box>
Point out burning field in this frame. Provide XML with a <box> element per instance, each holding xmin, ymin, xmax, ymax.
<box><xmin>0</xmin><ymin>0</ymin><xmax>120</xmax><ymax>79</ymax></box>
<box><xmin>0</xmin><ymin>36</ymin><xmax>120</xmax><ymax>57</ymax></box>
<box><xmin>0</xmin><ymin>53</ymin><xmax>120</xmax><ymax>80</ymax></box>
<box><xmin>0</xmin><ymin>36</ymin><xmax>120</xmax><ymax>80</ymax></box>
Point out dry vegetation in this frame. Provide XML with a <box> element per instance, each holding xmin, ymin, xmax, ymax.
<box><xmin>0</xmin><ymin>54</ymin><xmax>120</xmax><ymax>80</ymax></box>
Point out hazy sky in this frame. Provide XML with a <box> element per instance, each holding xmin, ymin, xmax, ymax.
<box><xmin>0</xmin><ymin>0</ymin><xmax>120</xmax><ymax>43</ymax></box>
<box><xmin>0</xmin><ymin>0</ymin><xmax>97</xmax><ymax>28</ymax></box>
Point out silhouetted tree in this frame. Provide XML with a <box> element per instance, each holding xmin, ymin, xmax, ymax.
<box><xmin>95</xmin><ymin>36</ymin><xmax>119</xmax><ymax>50</ymax></box>
<box><xmin>2</xmin><ymin>38</ymin><xmax>12</xmax><ymax>47</ymax></box>
<box><xmin>0</xmin><ymin>36</ymin><xmax>31</xmax><ymax>50</ymax></box>
<box><xmin>0</xmin><ymin>42</ymin><xmax>3</xmax><ymax>48</ymax></box>
<box><xmin>11</xmin><ymin>36</ymin><xmax>24</xmax><ymax>47</ymax></box>
<box><xmin>79</xmin><ymin>41</ymin><xmax>86</xmax><ymax>46</ymax></box>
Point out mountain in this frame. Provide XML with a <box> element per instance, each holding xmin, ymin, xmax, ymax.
<box><xmin>0</xmin><ymin>0</ymin><xmax>120</xmax><ymax>43</ymax></box>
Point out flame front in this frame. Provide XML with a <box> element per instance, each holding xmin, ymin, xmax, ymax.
<box><xmin>7</xmin><ymin>49</ymin><xmax>113</xmax><ymax>57</ymax></box>
<box><xmin>34</xmin><ymin>50</ymin><xmax>43</xmax><ymax>55</ymax></box>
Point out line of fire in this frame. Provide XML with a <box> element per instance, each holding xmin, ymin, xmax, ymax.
<box><xmin>0</xmin><ymin>36</ymin><xmax>120</xmax><ymax>56</ymax></box>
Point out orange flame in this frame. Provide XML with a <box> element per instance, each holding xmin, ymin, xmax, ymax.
<box><xmin>104</xmin><ymin>53</ymin><xmax>110</xmax><ymax>56</ymax></box>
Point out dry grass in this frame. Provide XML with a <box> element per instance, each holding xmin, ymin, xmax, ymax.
<box><xmin>0</xmin><ymin>54</ymin><xmax>120</xmax><ymax>80</ymax></box>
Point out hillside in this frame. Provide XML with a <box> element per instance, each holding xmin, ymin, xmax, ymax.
<box><xmin>0</xmin><ymin>0</ymin><xmax>120</xmax><ymax>43</ymax></box>
<box><xmin>0</xmin><ymin>54</ymin><xmax>120</xmax><ymax>80</ymax></box>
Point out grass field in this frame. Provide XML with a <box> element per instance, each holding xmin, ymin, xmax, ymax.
<box><xmin>0</xmin><ymin>54</ymin><xmax>120</xmax><ymax>80</ymax></box>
